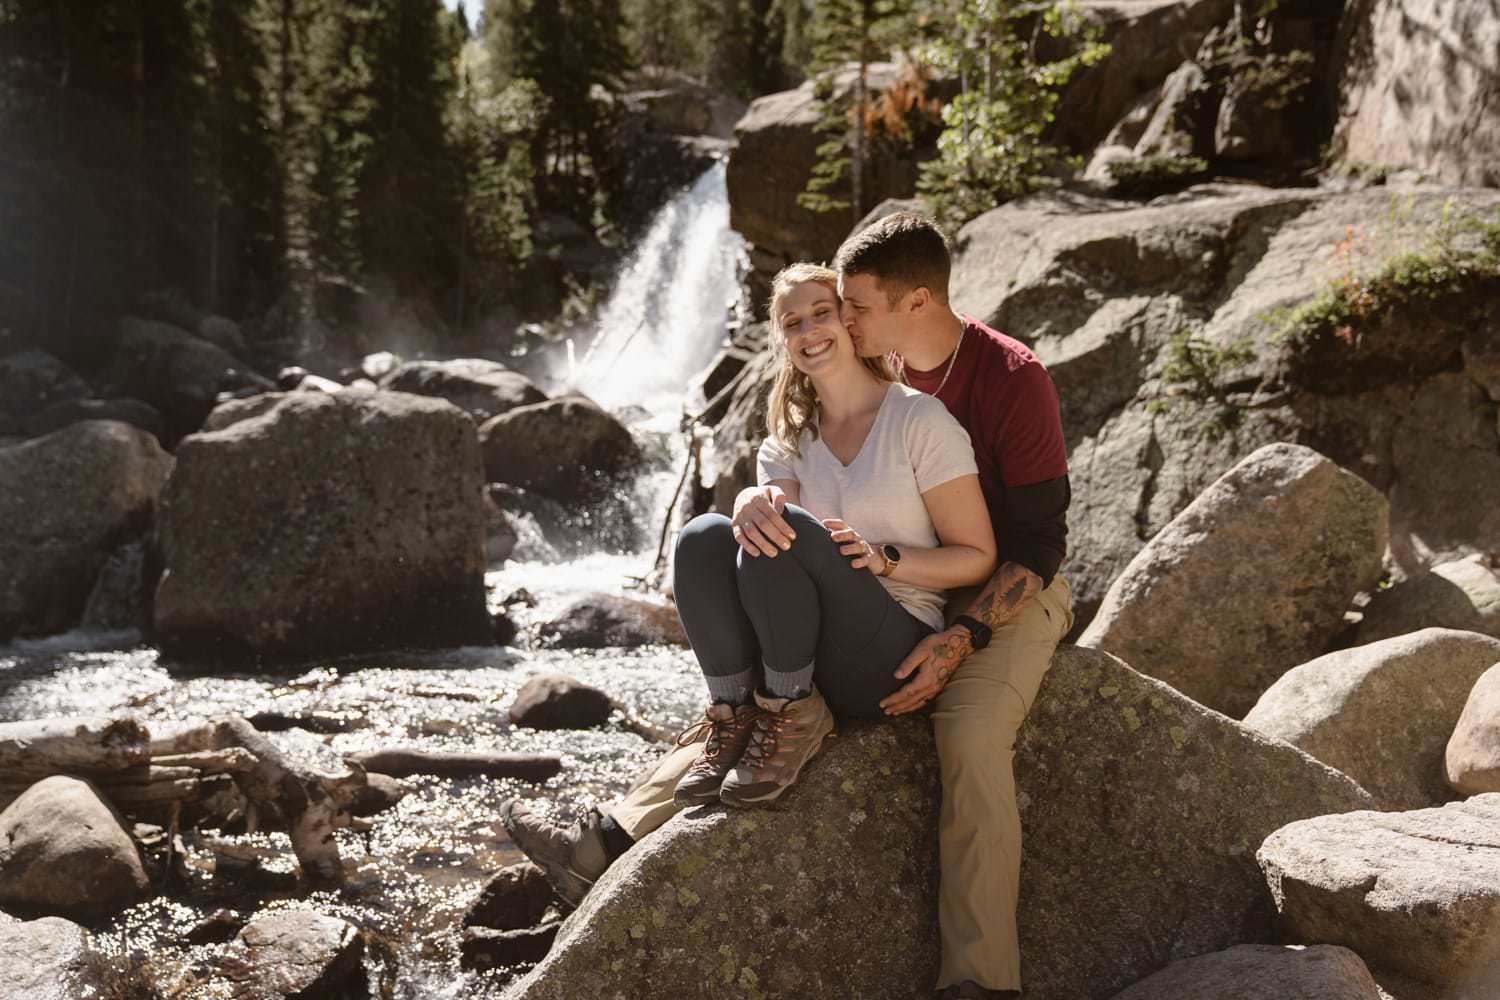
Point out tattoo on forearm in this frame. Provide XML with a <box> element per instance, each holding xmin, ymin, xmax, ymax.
<box><xmin>970</xmin><ymin>562</ymin><xmax>1043</xmax><ymax>631</ymax></box>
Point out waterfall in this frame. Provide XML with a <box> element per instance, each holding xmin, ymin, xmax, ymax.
<box><xmin>566</xmin><ymin>161</ymin><xmax>748</xmax><ymax>414</ymax></box>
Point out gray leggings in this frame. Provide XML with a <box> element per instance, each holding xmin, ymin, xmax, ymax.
<box><xmin>672</xmin><ymin>505</ymin><xmax>934</xmax><ymax>721</ymax></box>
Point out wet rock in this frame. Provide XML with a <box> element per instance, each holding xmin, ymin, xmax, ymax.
<box><xmin>491</xmin><ymin>611</ymin><xmax>519</xmax><ymax>647</ymax></box>
<box><xmin>1244</xmin><ymin>628</ymin><xmax>1500</xmax><ymax>809</ymax></box>
<box><xmin>0</xmin><ymin>349</ymin><xmax>90</xmax><ymax>437</ymax></box>
<box><xmin>464</xmin><ymin>861</ymin><xmax>556</xmax><ymax>930</ymax></box>
<box><xmin>508</xmin><ymin>675</ymin><xmax>614</xmax><ymax>731</ymax></box>
<box><xmin>0</xmin><ymin>421</ymin><xmax>173</xmax><ymax>641</ymax></box>
<box><xmin>479</xmin><ymin>394</ymin><xmax>640</xmax><ymax>505</ymax></box>
<box><xmin>1080</xmin><ymin>443</ymin><xmax>1388</xmax><ymax>717</ymax></box>
<box><xmin>461</xmin><ymin>923</ymin><xmax>560</xmax><ymax>970</ymax></box>
<box><xmin>1446</xmin><ymin>663</ymin><xmax>1500</xmax><ymax>796</ymax></box>
<box><xmin>1331</xmin><ymin>0</ymin><xmax>1500</xmax><ymax>187</ymax></box>
<box><xmin>508</xmin><ymin>647</ymin><xmax>1371</xmax><ymax>1000</ymax></box>
<box><xmin>0</xmin><ymin>916</ymin><xmax>106</xmax><ymax>1000</ymax></box>
<box><xmin>221</xmin><ymin>910</ymin><xmax>367</xmax><ymax>1000</ymax></box>
<box><xmin>349</xmin><ymin>773</ymin><xmax>409</xmax><ymax>817</ymax></box>
<box><xmin>154</xmin><ymin>390</ymin><xmax>492</xmax><ymax>660</ymax></box>
<box><xmin>539</xmin><ymin>594</ymin><xmax>687</xmax><ymax>650</ymax></box>
<box><xmin>382</xmin><ymin>358</ymin><xmax>546</xmax><ymax>423</ymax></box>
<box><xmin>726</xmin><ymin>63</ymin><xmax>919</xmax><ymax>271</ymax></box>
<box><xmin>198</xmin><ymin>314</ymin><xmax>246</xmax><ymax>354</ymax></box>
<box><xmin>360</xmin><ymin>351</ymin><xmax>401</xmax><ymax>382</ymax></box>
<box><xmin>78</xmin><ymin>537</ymin><xmax>152</xmax><ymax>632</ymax></box>
<box><xmin>483</xmin><ymin>487</ymin><xmax>520</xmax><ymax>563</ymax></box>
<box><xmin>1258</xmin><ymin>795</ymin><xmax>1500</xmax><ymax>987</ymax></box>
<box><xmin>187</xmin><ymin>908</ymin><xmax>247</xmax><ymax>945</ymax></box>
<box><xmin>1358</xmin><ymin>555</ymin><xmax>1500</xmax><ymax>644</ymax></box>
<box><xmin>28</xmin><ymin>397</ymin><xmax>166</xmax><ymax>443</ymax></box>
<box><xmin>1108</xmin><ymin>944</ymin><xmax>1383</xmax><ymax>1000</ymax></box>
<box><xmin>0</xmin><ymin>776</ymin><xmax>149</xmax><ymax>916</ymax></box>
<box><xmin>113</xmin><ymin>317</ymin><xmax>273</xmax><ymax>441</ymax></box>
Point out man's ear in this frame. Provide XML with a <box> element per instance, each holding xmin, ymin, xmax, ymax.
<box><xmin>907</xmin><ymin>286</ymin><xmax>931</xmax><ymax>314</ymax></box>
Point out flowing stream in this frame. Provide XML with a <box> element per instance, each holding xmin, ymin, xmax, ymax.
<box><xmin>0</xmin><ymin>163</ymin><xmax>748</xmax><ymax>997</ymax></box>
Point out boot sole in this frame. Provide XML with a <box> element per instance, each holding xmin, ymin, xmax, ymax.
<box><xmin>498</xmin><ymin>803</ymin><xmax>595</xmax><ymax>909</ymax></box>
<box><xmin>673</xmin><ymin>785</ymin><xmax>726</xmax><ymax>807</ymax></box>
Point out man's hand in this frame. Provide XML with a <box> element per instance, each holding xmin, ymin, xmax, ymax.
<box><xmin>731</xmin><ymin>485</ymin><xmax>795</xmax><ymax>557</ymax></box>
<box><xmin>880</xmin><ymin>626</ymin><xmax>974</xmax><ymax>715</ymax></box>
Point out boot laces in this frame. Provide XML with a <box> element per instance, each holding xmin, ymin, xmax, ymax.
<box><xmin>738</xmin><ymin>706</ymin><xmax>790</xmax><ymax>770</ymax></box>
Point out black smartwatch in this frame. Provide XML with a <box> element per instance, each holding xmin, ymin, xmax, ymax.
<box><xmin>952</xmin><ymin>614</ymin><xmax>992</xmax><ymax>650</ymax></box>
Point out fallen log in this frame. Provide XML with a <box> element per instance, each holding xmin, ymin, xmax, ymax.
<box><xmin>346</xmin><ymin>748</ymin><xmax>562</xmax><ymax>781</ymax></box>
<box><xmin>150</xmin><ymin>717</ymin><xmax>364</xmax><ymax>880</ymax></box>
<box><xmin>0</xmin><ymin>717</ymin><xmax>151</xmax><ymax>777</ymax></box>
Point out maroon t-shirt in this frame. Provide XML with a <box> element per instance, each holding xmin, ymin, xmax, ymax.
<box><xmin>903</xmin><ymin>316</ymin><xmax>1070</xmax><ymax>580</ymax></box>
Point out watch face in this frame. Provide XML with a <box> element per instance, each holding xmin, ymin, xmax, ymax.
<box><xmin>882</xmin><ymin>544</ymin><xmax>900</xmax><ymax>564</ymax></box>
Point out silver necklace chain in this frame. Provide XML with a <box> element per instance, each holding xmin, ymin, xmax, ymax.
<box><xmin>900</xmin><ymin>324</ymin><xmax>966</xmax><ymax>397</ymax></box>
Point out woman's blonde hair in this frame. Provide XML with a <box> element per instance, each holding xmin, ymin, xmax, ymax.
<box><xmin>765</xmin><ymin>262</ymin><xmax>894</xmax><ymax>455</ymax></box>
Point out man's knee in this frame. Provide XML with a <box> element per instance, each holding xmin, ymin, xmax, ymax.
<box><xmin>934</xmin><ymin>679</ymin><xmax>1028</xmax><ymax>760</ymax></box>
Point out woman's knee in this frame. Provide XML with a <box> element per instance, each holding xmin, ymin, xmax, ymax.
<box><xmin>675</xmin><ymin>513</ymin><xmax>735</xmax><ymax>568</ymax></box>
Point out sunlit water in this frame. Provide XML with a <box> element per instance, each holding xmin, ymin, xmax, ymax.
<box><xmin>0</xmin><ymin>164</ymin><xmax>747</xmax><ymax>996</ymax></box>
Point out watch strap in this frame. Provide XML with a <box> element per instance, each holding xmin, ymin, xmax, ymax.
<box><xmin>953</xmin><ymin>614</ymin><xmax>992</xmax><ymax>650</ymax></box>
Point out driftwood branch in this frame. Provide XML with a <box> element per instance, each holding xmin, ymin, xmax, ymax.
<box><xmin>347</xmin><ymin>748</ymin><xmax>562</xmax><ymax>781</ymax></box>
<box><xmin>0</xmin><ymin>717</ymin><xmax>151</xmax><ymax>777</ymax></box>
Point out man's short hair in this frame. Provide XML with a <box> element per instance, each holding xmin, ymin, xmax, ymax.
<box><xmin>832</xmin><ymin>211</ymin><xmax>952</xmax><ymax>307</ymax></box>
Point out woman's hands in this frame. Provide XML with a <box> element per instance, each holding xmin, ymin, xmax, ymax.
<box><xmin>822</xmin><ymin>518</ymin><xmax>889</xmax><ymax>576</ymax></box>
<box><xmin>731</xmin><ymin>484</ymin><xmax>795</xmax><ymax>557</ymax></box>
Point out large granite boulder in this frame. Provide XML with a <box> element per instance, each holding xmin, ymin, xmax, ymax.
<box><xmin>0</xmin><ymin>776</ymin><xmax>149</xmax><ymax>916</ymax></box>
<box><xmin>0</xmin><ymin>917</ymin><xmax>107</xmax><ymax>1000</ymax></box>
<box><xmin>1258</xmin><ymin>795</ymin><xmax>1500</xmax><ymax>987</ymax></box>
<box><xmin>1108</xmin><ymin>944</ymin><xmax>1383</xmax><ymax>1000</ymax></box>
<box><xmin>508</xmin><ymin>647</ymin><xmax>1371</xmax><ymax>1000</ymax></box>
<box><xmin>948</xmin><ymin>185</ymin><xmax>1500</xmax><ymax>629</ymax></box>
<box><xmin>0</xmin><ymin>349</ymin><xmax>90</xmax><ymax>437</ymax></box>
<box><xmin>1446</xmin><ymin>662</ymin><xmax>1500</xmax><ymax>796</ymax></box>
<box><xmin>1080</xmin><ymin>442</ymin><xmax>1387</xmax><ymax>717</ymax></box>
<box><xmin>726</xmin><ymin>63</ymin><xmax>920</xmax><ymax>275</ymax></box>
<box><xmin>113</xmin><ymin>317</ymin><xmax>273</xmax><ymax>441</ymax></box>
<box><xmin>479</xmin><ymin>394</ymin><xmax>640</xmax><ymax>505</ymax></box>
<box><xmin>154</xmin><ymin>390</ymin><xmax>491</xmax><ymax>659</ymax></box>
<box><xmin>1244</xmin><ymin>628</ymin><xmax>1500</xmax><ymax>809</ymax></box>
<box><xmin>220</xmin><ymin>910</ymin><xmax>367</xmax><ymax>999</ymax></box>
<box><xmin>1358</xmin><ymin>554</ymin><xmax>1500</xmax><ymax>644</ymax></box>
<box><xmin>508</xmin><ymin>674</ymin><xmax>614</xmax><ymax>730</ymax></box>
<box><xmin>381</xmin><ymin>358</ymin><xmax>546</xmax><ymax>423</ymax></box>
<box><xmin>1330</xmin><ymin>0</ymin><xmax>1500</xmax><ymax>186</ymax></box>
<box><xmin>0</xmin><ymin>421</ymin><xmax>173</xmax><ymax>641</ymax></box>
<box><xmin>28</xmin><ymin>397</ymin><xmax>166</xmax><ymax>443</ymax></box>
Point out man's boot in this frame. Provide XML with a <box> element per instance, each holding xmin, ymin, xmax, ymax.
<box><xmin>673</xmin><ymin>701</ymin><xmax>759</xmax><ymax>806</ymax></box>
<box><xmin>719</xmin><ymin>686</ymin><xmax>834</xmax><ymax>807</ymax></box>
<box><xmin>499</xmin><ymin>800</ymin><xmax>611</xmax><ymax>908</ymax></box>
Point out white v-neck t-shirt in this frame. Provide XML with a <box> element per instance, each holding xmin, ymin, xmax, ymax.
<box><xmin>756</xmin><ymin>382</ymin><xmax>978</xmax><ymax>630</ymax></box>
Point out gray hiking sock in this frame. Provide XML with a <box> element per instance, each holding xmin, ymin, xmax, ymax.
<box><xmin>705</xmin><ymin>666</ymin><xmax>756</xmax><ymax>706</ymax></box>
<box><xmin>763</xmin><ymin>660</ymin><xmax>814</xmax><ymax>701</ymax></box>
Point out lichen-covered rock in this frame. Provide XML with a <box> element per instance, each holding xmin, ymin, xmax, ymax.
<box><xmin>1446</xmin><ymin>662</ymin><xmax>1500</xmax><ymax>796</ymax></box>
<box><xmin>1258</xmin><ymin>795</ymin><xmax>1500</xmax><ymax>987</ymax></box>
<box><xmin>1108</xmin><ymin>944</ymin><xmax>1383</xmax><ymax>1000</ymax></box>
<box><xmin>0</xmin><ymin>776</ymin><xmax>149</xmax><ymax>916</ymax></box>
<box><xmin>1358</xmin><ymin>555</ymin><xmax>1500</xmax><ymax>644</ymax></box>
<box><xmin>1080</xmin><ymin>443</ymin><xmax>1387</xmax><ymax>717</ymax></box>
<box><xmin>0</xmin><ymin>420</ymin><xmax>172</xmax><ymax>641</ymax></box>
<box><xmin>382</xmin><ymin>358</ymin><xmax>546</xmax><ymax>422</ymax></box>
<box><xmin>0</xmin><ymin>916</ymin><xmax>105</xmax><ymax>1000</ymax></box>
<box><xmin>154</xmin><ymin>390</ymin><xmax>491</xmax><ymax>659</ymax></box>
<box><xmin>479</xmin><ymin>394</ymin><xmax>640</xmax><ymax>505</ymax></box>
<box><xmin>1244</xmin><ymin>628</ymin><xmax>1500</xmax><ymax>809</ymax></box>
<box><xmin>539</xmin><ymin>594</ymin><xmax>687</xmax><ymax>650</ymax></box>
<box><xmin>509</xmin><ymin>674</ymin><xmax>614</xmax><ymax>730</ymax></box>
<box><xmin>508</xmin><ymin>647</ymin><xmax>1371</xmax><ymax>1000</ymax></box>
<box><xmin>220</xmin><ymin>910</ymin><xmax>367</xmax><ymax>1000</ymax></box>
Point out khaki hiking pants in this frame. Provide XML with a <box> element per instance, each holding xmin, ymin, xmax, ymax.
<box><xmin>606</xmin><ymin>574</ymin><xmax>1075</xmax><ymax>993</ymax></box>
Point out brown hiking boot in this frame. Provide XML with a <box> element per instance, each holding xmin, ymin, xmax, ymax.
<box><xmin>719</xmin><ymin>687</ymin><xmax>834</xmax><ymax>807</ymax></box>
<box><xmin>673</xmin><ymin>702</ymin><xmax>759</xmax><ymax>806</ymax></box>
<box><xmin>498</xmin><ymin>800</ymin><xmax>610</xmax><ymax>908</ymax></box>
